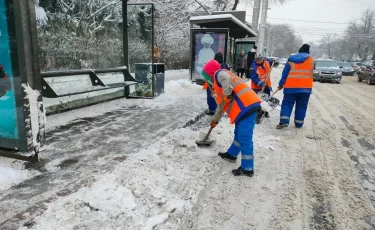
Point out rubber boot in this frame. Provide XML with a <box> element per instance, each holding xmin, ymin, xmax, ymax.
<box><xmin>276</xmin><ymin>122</ymin><xmax>289</xmax><ymax>129</ymax></box>
<box><xmin>218</xmin><ymin>152</ymin><xmax>237</xmax><ymax>163</ymax></box>
<box><xmin>205</xmin><ymin>110</ymin><xmax>215</xmax><ymax>115</ymax></box>
<box><xmin>232</xmin><ymin>167</ymin><xmax>254</xmax><ymax>177</ymax></box>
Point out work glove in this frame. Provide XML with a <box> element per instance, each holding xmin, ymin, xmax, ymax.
<box><xmin>277</xmin><ymin>85</ymin><xmax>283</xmax><ymax>90</ymax></box>
<box><xmin>259</xmin><ymin>81</ymin><xmax>265</xmax><ymax>87</ymax></box>
<box><xmin>226</xmin><ymin>95</ymin><xmax>234</xmax><ymax>101</ymax></box>
<box><xmin>210</xmin><ymin>121</ymin><xmax>218</xmax><ymax>128</ymax></box>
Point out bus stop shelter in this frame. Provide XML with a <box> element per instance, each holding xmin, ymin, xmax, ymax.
<box><xmin>189</xmin><ymin>13</ymin><xmax>257</xmax><ymax>83</ymax></box>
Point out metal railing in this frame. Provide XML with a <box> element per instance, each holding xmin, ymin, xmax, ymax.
<box><xmin>41</xmin><ymin>67</ymin><xmax>139</xmax><ymax>98</ymax></box>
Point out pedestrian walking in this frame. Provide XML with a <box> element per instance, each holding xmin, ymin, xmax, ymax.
<box><xmin>247</xmin><ymin>46</ymin><xmax>257</xmax><ymax>77</ymax></box>
<box><xmin>235</xmin><ymin>51</ymin><xmax>247</xmax><ymax>78</ymax></box>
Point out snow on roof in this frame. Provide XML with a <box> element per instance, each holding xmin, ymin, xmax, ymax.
<box><xmin>190</xmin><ymin>14</ymin><xmax>257</xmax><ymax>37</ymax></box>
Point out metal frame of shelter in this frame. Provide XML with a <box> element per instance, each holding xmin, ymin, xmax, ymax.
<box><xmin>126</xmin><ymin>3</ymin><xmax>157</xmax><ymax>99</ymax></box>
<box><xmin>233</xmin><ymin>40</ymin><xmax>256</xmax><ymax>65</ymax></box>
<box><xmin>41</xmin><ymin>2</ymin><xmax>156</xmax><ymax>101</ymax></box>
<box><xmin>0</xmin><ymin>0</ymin><xmax>44</xmax><ymax>161</ymax></box>
<box><xmin>0</xmin><ymin>1</ymin><xmax>156</xmax><ymax>162</ymax></box>
<box><xmin>189</xmin><ymin>13</ymin><xmax>257</xmax><ymax>83</ymax></box>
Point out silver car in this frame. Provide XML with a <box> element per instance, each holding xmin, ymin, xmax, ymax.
<box><xmin>313</xmin><ymin>59</ymin><xmax>342</xmax><ymax>83</ymax></box>
<box><xmin>338</xmin><ymin>62</ymin><xmax>355</xmax><ymax>76</ymax></box>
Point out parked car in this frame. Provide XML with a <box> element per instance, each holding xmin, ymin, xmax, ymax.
<box><xmin>279</xmin><ymin>58</ymin><xmax>288</xmax><ymax>65</ymax></box>
<box><xmin>338</xmin><ymin>62</ymin><xmax>355</xmax><ymax>76</ymax></box>
<box><xmin>357</xmin><ymin>59</ymin><xmax>375</xmax><ymax>85</ymax></box>
<box><xmin>313</xmin><ymin>59</ymin><xmax>342</xmax><ymax>83</ymax></box>
<box><xmin>267</xmin><ymin>57</ymin><xmax>280</xmax><ymax>67</ymax></box>
<box><xmin>350</xmin><ymin>62</ymin><xmax>362</xmax><ymax>73</ymax></box>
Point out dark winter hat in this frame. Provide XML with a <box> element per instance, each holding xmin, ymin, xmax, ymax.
<box><xmin>214</xmin><ymin>52</ymin><xmax>224</xmax><ymax>64</ymax></box>
<box><xmin>255</xmin><ymin>56</ymin><xmax>264</xmax><ymax>61</ymax></box>
<box><xmin>254</xmin><ymin>46</ymin><xmax>258</xmax><ymax>49</ymax></box>
<box><xmin>298</xmin><ymin>44</ymin><xmax>310</xmax><ymax>53</ymax></box>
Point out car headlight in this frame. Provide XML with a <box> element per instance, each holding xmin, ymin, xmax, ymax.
<box><xmin>313</xmin><ymin>70</ymin><xmax>319</xmax><ymax>74</ymax></box>
<box><xmin>336</xmin><ymin>71</ymin><xmax>342</xmax><ymax>75</ymax></box>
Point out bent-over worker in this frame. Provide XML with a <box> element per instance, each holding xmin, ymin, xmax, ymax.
<box><xmin>201</xmin><ymin>60</ymin><xmax>262</xmax><ymax>177</ymax></box>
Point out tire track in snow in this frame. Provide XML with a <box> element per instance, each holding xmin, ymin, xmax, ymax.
<box><xmin>308</xmin><ymin>87</ymin><xmax>375</xmax><ymax>229</ymax></box>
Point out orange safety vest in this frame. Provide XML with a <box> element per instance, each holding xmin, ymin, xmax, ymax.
<box><xmin>202</xmin><ymin>82</ymin><xmax>209</xmax><ymax>90</ymax></box>
<box><xmin>284</xmin><ymin>57</ymin><xmax>315</xmax><ymax>89</ymax></box>
<box><xmin>251</xmin><ymin>61</ymin><xmax>272</xmax><ymax>90</ymax></box>
<box><xmin>213</xmin><ymin>70</ymin><xmax>261</xmax><ymax>124</ymax></box>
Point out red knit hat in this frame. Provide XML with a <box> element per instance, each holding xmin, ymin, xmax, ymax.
<box><xmin>202</xmin><ymin>60</ymin><xmax>221</xmax><ymax>85</ymax></box>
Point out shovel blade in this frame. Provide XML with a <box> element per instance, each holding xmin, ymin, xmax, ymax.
<box><xmin>267</xmin><ymin>97</ymin><xmax>280</xmax><ymax>109</ymax></box>
<box><xmin>196</xmin><ymin>139</ymin><xmax>214</xmax><ymax>147</ymax></box>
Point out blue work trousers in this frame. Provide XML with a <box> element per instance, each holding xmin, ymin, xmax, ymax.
<box><xmin>280</xmin><ymin>93</ymin><xmax>311</xmax><ymax>127</ymax></box>
<box><xmin>206</xmin><ymin>87</ymin><xmax>217</xmax><ymax>112</ymax></box>
<box><xmin>227</xmin><ymin>111</ymin><xmax>257</xmax><ymax>171</ymax></box>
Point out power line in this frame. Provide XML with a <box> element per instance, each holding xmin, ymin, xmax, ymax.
<box><xmin>268</xmin><ymin>17</ymin><xmax>351</xmax><ymax>25</ymax></box>
<box><xmin>348</xmin><ymin>0</ymin><xmax>375</xmax><ymax>7</ymax></box>
<box><xmin>293</xmin><ymin>27</ymin><xmax>347</xmax><ymax>30</ymax></box>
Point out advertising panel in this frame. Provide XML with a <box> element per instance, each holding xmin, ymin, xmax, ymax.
<box><xmin>0</xmin><ymin>1</ymin><xmax>19</xmax><ymax>141</ymax></box>
<box><xmin>191</xmin><ymin>29</ymin><xmax>228</xmax><ymax>81</ymax></box>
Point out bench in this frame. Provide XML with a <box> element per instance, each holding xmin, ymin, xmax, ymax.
<box><xmin>41</xmin><ymin>67</ymin><xmax>138</xmax><ymax>98</ymax></box>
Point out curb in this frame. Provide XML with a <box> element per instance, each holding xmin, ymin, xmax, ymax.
<box><xmin>182</xmin><ymin>110</ymin><xmax>206</xmax><ymax>128</ymax></box>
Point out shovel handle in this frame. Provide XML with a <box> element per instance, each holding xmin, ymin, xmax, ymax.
<box><xmin>203</xmin><ymin>127</ymin><xmax>214</xmax><ymax>141</ymax></box>
<box><xmin>261</xmin><ymin>61</ymin><xmax>275</xmax><ymax>93</ymax></box>
<box><xmin>271</xmin><ymin>88</ymin><xmax>280</xmax><ymax>97</ymax></box>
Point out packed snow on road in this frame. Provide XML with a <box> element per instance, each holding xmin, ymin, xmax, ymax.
<box><xmin>1</xmin><ymin>69</ymin><xmax>375</xmax><ymax>230</ymax></box>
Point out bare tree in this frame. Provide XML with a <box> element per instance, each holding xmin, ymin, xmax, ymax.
<box><xmin>268</xmin><ymin>24</ymin><xmax>302</xmax><ymax>57</ymax></box>
<box><xmin>320</xmin><ymin>34</ymin><xmax>337</xmax><ymax>59</ymax></box>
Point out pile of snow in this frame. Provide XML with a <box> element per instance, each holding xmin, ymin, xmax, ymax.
<box><xmin>20</xmin><ymin>116</ymin><xmax>235</xmax><ymax>230</ymax></box>
<box><xmin>0</xmin><ymin>158</ymin><xmax>36</xmax><ymax>191</ymax></box>
<box><xmin>148</xmin><ymin>79</ymin><xmax>203</xmax><ymax>108</ymax></box>
<box><xmin>165</xmin><ymin>69</ymin><xmax>188</xmax><ymax>81</ymax></box>
<box><xmin>19</xmin><ymin>112</ymin><xmax>282</xmax><ymax>229</ymax></box>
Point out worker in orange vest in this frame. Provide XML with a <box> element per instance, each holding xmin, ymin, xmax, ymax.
<box><xmin>250</xmin><ymin>56</ymin><xmax>273</xmax><ymax>96</ymax></box>
<box><xmin>277</xmin><ymin>44</ymin><xmax>315</xmax><ymax>129</ymax></box>
<box><xmin>202</xmin><ymin>60</ymin><xmax>262</xmax><ymax>177</ymax></box>
<box><xmin>203</xmin><ymin>52</ymin><xmax>229</xmax><ymax>115</ymax></box>
<box><xmin>250</xmin><ymin>56</ymin><xmax>273</xmax><ymax>120</ymax></box>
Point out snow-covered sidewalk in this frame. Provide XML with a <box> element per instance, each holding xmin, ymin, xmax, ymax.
<box><xmin>16</xmin><ymin>118</ymin><xmax>234</xmax><ymax>230</ymax></box>
<box><xmin>0</xmin><ymin>77</ymin><xmax>213</xmax><ymax>229</ymax></box>
<box><xmin>1</xmin><ymin>68</ymin><xmax>374</xmax><ymax>229</ymax></box>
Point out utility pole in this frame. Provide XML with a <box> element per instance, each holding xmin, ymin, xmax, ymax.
<box><xmin>252</xmin><ymin>0</ymin><xmax>261</xmax><ymax>33</ymax></box>
<box><xmin>266</xmin><ymin>26</ymin><xmax>272</xmax><ymax>56</ymax></box>
<box><xmin>257</xmin><ymin>0</ymin><xmax>268</xmax><ymax>57</ymax></box>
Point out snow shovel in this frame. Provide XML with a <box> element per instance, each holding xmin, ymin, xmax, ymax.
<box><xmin>265</xmin><ymin>88</ymin><xmax>281</xmax><ymax>111</ymax></box>
<box><xmin>196</xmin><ymin>126</ymin><xmax>214</xmax><ymax>147</ymax></box>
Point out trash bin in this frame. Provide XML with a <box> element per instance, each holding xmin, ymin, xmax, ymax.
<box><xmin>134</xmin><ymin>63</ymin><xmax>165</xmax><ymax>97</ymax></box>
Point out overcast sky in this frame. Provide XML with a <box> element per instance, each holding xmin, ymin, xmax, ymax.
<box><xmin>240</xmin><ymin>0</ymin><xmax>374</xmax><ymax>43</ymax></box>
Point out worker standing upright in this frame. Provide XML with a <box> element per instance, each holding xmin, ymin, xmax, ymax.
<box><xmin>201</xmin><ymin>60</ymin><xmax>262</xmax><ymax>177</ymax></box>
<box><xmin>247</xmin><ymin>45</ymin><xmax>257</xmax><ymax>77</ymax></box>
<box><xmin>276</xmin><ymin>44</ymin><xmax>315</xmax><ymax>129</ymax></box>
<box><xmin>250</xmin><ymin>56</ymin><xmax>273</xmax><ymax>120</ymax></box>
